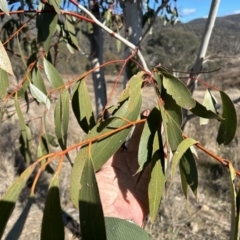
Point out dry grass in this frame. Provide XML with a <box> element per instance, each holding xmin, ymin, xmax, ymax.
<box><xmin>1</xmin><ymin>74</ymin><xmax>240</xmax><ymax>239</ymax></box>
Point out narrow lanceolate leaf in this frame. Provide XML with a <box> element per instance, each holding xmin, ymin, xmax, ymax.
<box><xmin>171</xmin><ymin>138</ymin><xmax>198</xmax><ymax>184</ymax></box>
<box><xmin>19</xmin><ymin>124</ymin><xmax>33</xmax><ymax>164</ymax></box>
<box><xmin>54</xmin><ymin>89</ymin><xmax>69</xmax><ymax>150</ymax></box>
<box><xmin>15</xmin><ymin>94</ymin><xmax>32</xmax><ymax>163</ymax></box>
<box><xmin>29</xmin><ymin>83</ymin><xmax>51</xmax><ymax>109</ymax></box>
<box><xmin>41</xmin><ymin>174</ymin><xmax>64</xmax><ymax>240</ymax></box>
<box><xmin>48</xmin><ymin>0</ymin><xmax>61</xmax><ymax>14</ymax></box>
<box><xmin>72</xmin><ymin>78</ymin><xmax>95</xmax><ymax>133</ymax></box>
<box><xmin>43</xmin><ymin>58</ymin><xmax>64</xmax><ymax>91</ymax></box>
<box><xmin>199</xmin><ymin>89</ymin><xmax>218</xmax><ymax>125</ymax></box>
<box><xmin>162</xmin><ymin>72</ymin><xmax>195</xmax><ymax>109</ymax></box>
<box><xmin>148</xmin><ymin>132</ymin><xmax>165</xmax><ymax>223</ymax></box>
<box><xmin>79</xmin><ymin>157</ymin><xmax>106</xmax><ymax>240</ymax></box>
<box><xmin>0</xmin><ymin>68</ymin><xmax>9</xmax><ymax>98</ymax></box>
<box><xmin>105</xmin><ymin>217</ymin><xmax>150</xmax><ymax>240</ymax></box>
<box><xmin>179</xmin><ymin>149</ymin><xmax>198</xmax><ymax>198</ymax></box>
<box><xmin>0</xmin><ymin>0</ymin><xmax>9</xmax><ymax>15</ymax></box>
<box><xmin>17</xmin><ymin>36</ymin><xmax>27</xmax><ymax>68</ymax></box>
<box><xmin>36</xmin><ymin>5</ymin><xmax>57</xmax><ymax>53</ymax></box>
<box><xmin>65</xmin><ymin>15</ymin><xmax>80</xmax><ymax>50</ymax></box>
<box><xmin>31</xmin><ymin>68</ymin><xmax>47</xmax><ymax>95</ymax></box>
<box><xmin>0</xmin><ymin>41</ymin><xmax>13</xmax><ymax>75</ymax></box>
<box><xmin>190</xmin><ymin>101</ymin><xmax>222</xmax><ymax>122</ymax></box>
<box><xmin>217</xmin><ymin>91</ymin><xmax>237</xmax><ymax>145</ymax></box>
<box><xmin>0</xmin><ymin>166</ymin><xmax>35</xmax><ymax>238</ymax></box>
<box><xmin>71</xmin><ymin>72</ymin><xmax>143</xmax><ymax>208</ymax></box>
<box><xmin>137</xmin><ymin>107</ymin><xmax>161</xmax><ymax>173</ymax></box>
<box><xmin>228</xmin><ymin>163</ymin><xmax>238</xmax><ymax>240</ymax></box>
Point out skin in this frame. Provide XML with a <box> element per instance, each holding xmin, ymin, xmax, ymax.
<box><xmin>96</xmin><ymin>111</ymin><xmax>151</xmax><ymax>227</ymax></box>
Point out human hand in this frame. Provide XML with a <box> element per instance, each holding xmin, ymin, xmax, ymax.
<box><xmin>96</xmin><ymin>111</ymin><xmax>150</xmax><ymax>227</ymax></box>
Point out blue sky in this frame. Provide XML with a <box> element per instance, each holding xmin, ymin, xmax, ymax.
<box><xmin>177</xmin><ymin>0</ymin><xmax>240</xmax><ymax>22</ymax></box>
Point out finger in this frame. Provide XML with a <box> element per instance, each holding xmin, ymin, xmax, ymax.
<box><xmin>127</xmin><ymin>110</ymin><xmax>150</xmax><ymax>153</ymax></box>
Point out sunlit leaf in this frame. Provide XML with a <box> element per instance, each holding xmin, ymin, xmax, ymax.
<box><xmin>0</xmin><ymin>166</ymin><xmax>35</xmax><ymax>238</ymax></box>
<box><xmin>148</xmin><ymin>132</ymin><xmax>165</xmax><ymax>223</ymax></box>
<box><xmin>71</xmin><ymin>72</ymin><xmax>143</xmax><ymax>208</ymax></box>
<box><xmin>47</xmin><ymin>0</ymin><xmax>61</xmax><ymax>14</ymax></box>
<box><xmin>162</xmin><ymin>72</ymin><xmax>195</xmax><ymax>109</ymax></box>
<box><xmin>0</xmin><ymin>0</ymin><xmax>9</xmax><ymax>15</ymax></box>
<box><xmin>79</xmin><ymin>157</ymin><xmax>106</xmax><ymax>240</ymax></box>
<box><xmin>0</xmin><ymin>41</ymin><xmax>13</xmax><ymax>75</ymax></box>
<box><xmin>43</xmin><ymin>58</ymin><xmax>64</xmax><ymax>91</ymax></box>
<box><xmin>0</xmin><ymin>68</ymin><xmax>9</xmax><ymax>98</ymax></box>
<box><xmin>217</xmin><ymin>91</ymin><xmax>237</xmax><ymax>145</ymax></box>
<box><xmin>41</xmin><ymin>174</ymin><xmax>64</xmax><ymax>240</ymax></box>
<box><xmin>31</xmin><ymin>68</ymin><xmax>47</xmax><ymax>95</ymax></box>
<box><xmin>29</xmin><ymin>83</ymin><xmax>51</xmax><ymax>109</ymax></box>
<box><xmin>54</xmin><ymin>88</ymin><xmax>69</xmax><ymax>150</ymax></box>
<box><xmin>199</xmin><ymin>89</ymin><xmax>218</xmax><ymax>125</ymax></box>
<box><xmin>105</xmin><ymin>217</ymin><xmax>150</xmax><ymax>240</ymax></box>
<box><xmin>229</xmin><ymin>163</ymin><xmax>238</xmax><ymax>240</ymax></box>
<box><xmin>72</xmin><ymin>78</ymin><xmax>95</xmax><ymax>133</ymax></box>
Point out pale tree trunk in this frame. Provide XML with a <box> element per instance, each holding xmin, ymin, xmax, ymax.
<box><xmin>182</xmin><ymin>0</ymin><xmax>220</xmax><ymax>128</ymax></box>
<box><xmin>89</xmin><ymin>1</ymin><xmax>107</xmax><ymax>117</ymax></box>
<box><xmin>120</xmin><ymin>0</ymin><xmax>143</xmax><ymax>86</ymax></box>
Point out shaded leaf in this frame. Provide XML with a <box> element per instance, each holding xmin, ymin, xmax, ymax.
<box><xmin>31</xmin><ymin>68</ymin><xmax>47</xmax><ymax>95</ymax></box>
<box><xmin>17</xmin><ymin>36</ymin><xmax>27</xmax><ymax>68</ymax></box>
<box><xmin>29</xmin><ymin>83</ymin><xmax>51</xmax><ymax>109</ymax></box>
<box><xmin>54</xmin><ymin>88</ymin><xmax>69</xmax><ymax>150</ymax></box>
<box><xmin>41</xmin><ymin>174</ymin><xmax>64</xmax><ymax>240</ymax></box>
<box><xmin>138</xmin><ymin>107</ymin><xmax>161</xmax><ymax>172</ymax></box>
<box><xmin>43</xmin><ymin>58</ymin><xmax>64</xmax><ymax>91</ymax></box>
<box><xmin>79</xmin><ymin>157</ymin><xmax>106</xmax><ymax>240</ymax></box>
<box><xmin>72</xmin><ymin>78</ymin><xmax>95</xmax><ymax>133</ymax></box>
<box><xmin>162</xmin><ymin>72</ymin><xmax>195</xmax><ymax>109</ymax></box>
<box><xmin>0</xmin><ymin>41</ymin><xmax>13</xmax><ymax>75</ymax></box>
<box><xmin>105</xmin><ymin>217</ymin><xmax>150</xmax><ymax>240</ymax></box>
<box><xmin>148</xmin><ymin>132</ymin><xmax>165</xmax><ymax>223</ymax></box>
<box><xmin>65</xmin><ymin>15</ymin><xmax>80</xmax><ymax>50</ymax></box>
<box><xmin>0</xmin><ymin>68</ymin><xmax>9</xmax><ymax>98</ymax></box>
<box><xmin>217</xmin><ymin>91</ymin><xmax>237</xmax><ymax>145</ymax></box>
<box><xmin>36</xmin><ymin>4</ymin><xmax>57</xmax><ymax>53</ymax></box>
<box><xmin>0</xmin><ymin>166</ymin><xmax>35</xmax><ymax>238</ymax></box>
<box><xmin>47</xmin><ymin>0</ymin><xmax>61</xmax><ymax>14</ymax></box>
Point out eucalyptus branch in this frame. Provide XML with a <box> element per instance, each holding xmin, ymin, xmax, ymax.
<box><xmin>138</xmin><ymin>0</ymin><xmax>169</xmax><ymax>47</ymax></box>
<box><xmin>69</xmin><ymin>0</ymin><xmax>151</xmax><ymax>73</ymax></box>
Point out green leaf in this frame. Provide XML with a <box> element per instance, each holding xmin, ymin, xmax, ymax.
<box><xmin>36</xmin><ymin>4</ymin><xmax>57</xmax><ymax>54</ymax></box>
<box><xmin>65</xmin><ymin>15</ymin><xmax>80</xmax><ymax>50</ymax></box>
<box><xmin>19</xmin><ymin>124</ymin><xmax>33</xmax><ymax>164</ymax></box>
<box><xmin>179</xmin><ymin>149</ymin><xmax>198</xmax><ymax>198</ymax></box>
<box><xmin>217</xmin><ymin>91</ymin><xmax>237</xmax><ymax>145</ymax></box>
<box><xmin>148</xmin><ymin>132</ymin><xmax>165</xmax><ymax>223</ymax></box>
<box><xmin>71</xmin><ymin>72</ymin><xmax>143</xmax><ymax>208</ymax></box>
<box><xmin>43</xmin><ymin>58</ymin><xmax>64</xmax><ymax>91</ymax></box>
<box><xmin>17</xmin><ymin>76</ymin><xmax>29</xmax><ymax>97</ymax></box>
<box><xmin>72</xmin><ymin>78</ymin><xmax>95</xmax><ymax>133</ymax></box>
<box><xmin>105</xmin><ymin>217</ymin><xmax>150</xmax><ymax>240</ymax></box>
<box><xmin>229</xmin><ymin>163</ymin><xmax>238</xmax><ymax>240</ymax></box>
<box><xmin>4</xmin><ymin>197</ymin><xmax>34</xmax><ymax>240</ymax></box>
<box><xmin>137</xmin><ymin>107</ymin><xmax>161</xmax><ymax>172</ymax></box>
<box><xmin>0</xmin><ymin>68</ymin><xmax>9</xmax><ymax>98</ymax></box>
<box><xmin>29</xmin><ymin>83</ymin><xmax>51</xmax><ymax>109</ymax></box>
<box><xmin>79</xmin><ymin>157</ymin><xmax>106</xmax><ymax>240</ymax></box>
<box><xmin>0</xmin><ymin>0</ymin><xmax>9</xmax><ymax>15</ymax></box>
<box><xmin>199</xmin><ymin>89</ymin><xmax>217</xmax><ymax>125</ymax></box>
<box><xmin>162</xmin><ymin>72</ymin><xmax>195</xmax><ymax>109</ymax></box>
<box><xmin>171</xmin><ymin>138</ymin><xmax>198</xmax><ymax>184</ymax></box>
<box><xmin>31</xmin><ymin>68</ymin><xmax>47</xmax><ymax>95</ymax></box>
<box><xmin>190</xmin><ymin>100</ymin><xmax>222</xmax><ymax>122</ymax></box>
<box><xmin>41</xmin><ymin>174</ymin><xmax>64</xmax><ymax>240</ymax></box>
<box><xmin>0</xmin><ymin>166</ymin><xmax>35</xmax><ymax>238</ymax></box>
<box><xmin>54</xmin><ymin>89</ymin><xmax>69</xmax><ymax>150</ymax></box>
<box><xmin>17</xmin><ymin>35</ymin><xmax>27</xmax><ymax>68</ymax></box>
<box><xmin>47</xmin><ymin>0</ymin><xmax>61</xmax><ymax>14</ymax></box>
